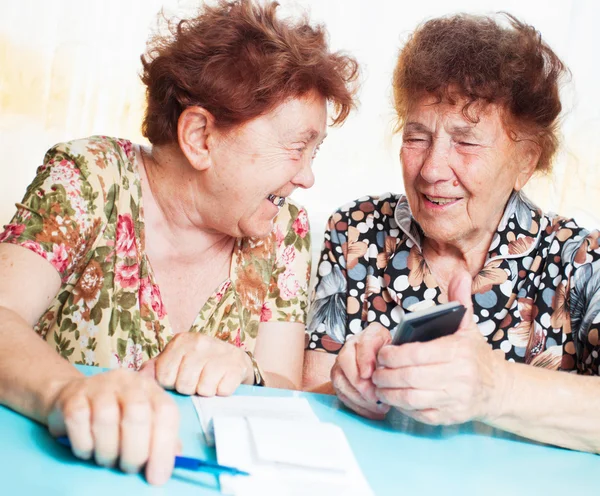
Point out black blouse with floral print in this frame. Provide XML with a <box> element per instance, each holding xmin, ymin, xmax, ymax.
<box><xmin>307</xmin><ymin>191</ymin><xmax>600</xmax><ymax>375</ymax></box>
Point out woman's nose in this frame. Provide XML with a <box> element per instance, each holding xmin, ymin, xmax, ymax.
<box><xmin>419</xmin><ymin>141</ymin><xmax>454</xmax><ymax>184</ymax></box>
<box><xmin>292</xmin><ymin>160</ymin><xmax>315</xmax><ymax>190</ymax></box>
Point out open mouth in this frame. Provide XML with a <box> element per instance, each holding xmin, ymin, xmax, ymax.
<box><xmin>266</xmin><ymin>194</ymin><xmax>286</xmax><ymax>207</ymax></box>
<box><xmin>423</xmin><ymin>194</ymin><xmax>461</xmax><ymax>206</ymax></box>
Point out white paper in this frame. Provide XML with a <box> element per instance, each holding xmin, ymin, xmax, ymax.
<box><xmin>213</xmin><ymin>416</ymin><xmax>373</xmax><ymax>496</ymax></box>
<box><xmin>247</xmin><ymin>417</ymin><xmax>347</xmax><ymax>472</ymax></box>
<box><xmin>192</xmin><ymin>395</ymin><xmax>319</xmax><ymax>446</ymax></box>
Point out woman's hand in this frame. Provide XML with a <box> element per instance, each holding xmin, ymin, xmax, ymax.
<box><xmin>372</xmin><ymin>272</ymin><xmax>508</xmax><ymax>425</ymax></box>
<box><xmin>330</xmin><ymin>322</ymin><xmax>392</xmax><ymax>419</ymax></box>
<box><xmin>140</xmin><ymin>333</ymin><xmax>254</xmax><ymax>397</ymax></box>
<box><xmin>46</xmin><ymin>369</ymin><xmax>179</xmax><ymax>485</ymax></box>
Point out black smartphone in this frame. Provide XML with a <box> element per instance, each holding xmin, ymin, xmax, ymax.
<box><xmin>391</xmin><ymin>301</ymin><xmax>467</xmax><ymax>345</ymax></box>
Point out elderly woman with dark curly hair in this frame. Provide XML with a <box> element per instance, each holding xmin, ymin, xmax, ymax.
<box><xmin>0</xmin><ymin>0</ymin><xmax>357</xmax><ymax>484</ymax></box>
<box><xmin>304</xmin><ymin>13</ymin><xmax>600</xmax><ymax>453</ymax></box>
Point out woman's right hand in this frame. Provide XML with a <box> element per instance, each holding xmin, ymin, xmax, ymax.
<box><xmin>46</xmin><ymin>369</ymin><xmax>179</xmax><ymax>485</ymax></box>
<box><xmin>330</xmin><ymin>322</ymin><xmax>392</xmax><ymax>420</ymax></box>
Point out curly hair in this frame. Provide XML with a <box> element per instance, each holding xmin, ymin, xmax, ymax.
<box><xmin>393</xmin><ymin>13</ymin><xmax>568</xmax><ymax>172</ymax></box>
<box><xmin>140</xmin><ymin>0</ymin><xmax>359</xmax><ymax>145</ymax></box>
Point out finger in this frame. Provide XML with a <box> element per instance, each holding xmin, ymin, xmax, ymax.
<box><xmin>155</xmin><ymin>346</ymin><xmax>186</xmax><ymax>390</ymax></box>
<box><xmin>138</xmin><ymin>358</ymin><xmax>157</xmax><ymax>379</ymax></box>
<box><xmin>196</xmin><ymin>361</ymin><xmax>229</xmax><ymax>397</ymax></box>
<box><xmin>337</xmin><ymin>341</ymin><xmax>378</xmax><ymax>403</ymax></box>
<box><xmin>372</xmin><ymin>363</ymin><xmax>451</xmax><ymax>389</ymax></box>
<box><xmin>336</xmin><ymin>389</ymin><xmax>389</xmax><ymax>421</ymax></box>
<box><xmin>216</xmin><ymin>371</ymin><xmax>243</xmax><ymax>397</ymax></box>
<box><xmin>175</xmin><ymin>353</ymin><xmax>205</xmax><ymax>396</ymax></box>
<box><xmin>393</xmin><ymin>406</ymin><xmax>443</xmax><ymax>426</ymax></box>
<box><xmin>355</xmin><ymin>323</ymin><xmax>391</xmax><ymax>380</ymax></box>
<box><xmin>375</xmin><ymin>387</ymin><xmax>445</xmax><ymax>412</ymax></box>
<box><xmin>119</xmin><ymin>391</ymin><xmax>152</xmax><ymax>474</ymax></box>
<box><xmin>332</xmin><ymin>366</ymin><xmax>389</xmax><ymax>417</ymax></box>
<box><xmin>377</xmin><ymin>338</ymin><xmax>456</xmax><ymax>368</ymax></box>
<box><xmin>50</xmin><ymin>393</ymin><xmax>94</xmax><ymax>460</ymax></box>
<box><xmin>447</xmin><ymin>271</ymin><xmax>474</xmax><ymax>330</ymax></box>
<box><xmin>91</xmin><ymin>393</ymin><xmax>120</xmax><ymax>467</ymax></box>
<box><xmin>146</xmin><ymin>392</ymin><xmax>179</xmax><ymax>486</ymax></box>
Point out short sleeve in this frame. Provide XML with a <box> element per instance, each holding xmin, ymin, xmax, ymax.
<box><xmin>0</xmin><ymin>141</ymin><xmax>104</xmax><ymax>282</ymax></box>
<box><xmin>564</xmin><ymin>229</ymin><xmax>600</xmax><ymax>375</ymax></box>
<box><xmin>262</xmin><ymin>201</ymin><xmax>312</xmax><ymax>324</ymax></box>
<box><xmin>305</xmin><ymin>210</ymin><xmax>349</xmax><ymax>354</ymax></box>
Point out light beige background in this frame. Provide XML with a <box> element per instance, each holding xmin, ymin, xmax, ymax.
<box><xmin>1</xmin><ymin>0</ymin><xmax>599</xmax><ymax>266</ymax></box>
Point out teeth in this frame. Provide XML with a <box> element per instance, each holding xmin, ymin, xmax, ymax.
<box><xmin>425</xmin><ymin>195</ymin><xmax>457</xmax><ymax>205</ymax></box>
<box><xmin>267</xmin><ymin>194</ymin><xmax>285</xmax><ymax>207</ymax></box>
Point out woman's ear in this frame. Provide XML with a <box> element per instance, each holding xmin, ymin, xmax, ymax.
<box><xmin>177</xmin><ymin>106</ymin><xmax>216</xmax><ymax>172</ymax></box>
<box><xmin>514</xmin><ymin>141</ymin><xmax>541</xmax><ymax>192</ymax></box>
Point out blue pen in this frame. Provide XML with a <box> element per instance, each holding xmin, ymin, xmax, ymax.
<box><xmin>56</xmin><ymin>436</ymin><xmax>249</xmax><ymax>477</ymax></box>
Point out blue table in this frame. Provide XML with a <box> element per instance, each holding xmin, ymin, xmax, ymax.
<box><xmin>0</xmin><ymin>366</ymin><xmax>596</xmax><ymax>495</ymax></box>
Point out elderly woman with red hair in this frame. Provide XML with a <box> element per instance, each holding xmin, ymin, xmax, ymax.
<box><xmin>305</xmin><ymin>14</ymin><xmax>600</xmax><ymax>453</ymax></box>
<box><xmin>0</xmin><ymin>0</ymin><xmax>357</xmax><ymax>484</ymax></box>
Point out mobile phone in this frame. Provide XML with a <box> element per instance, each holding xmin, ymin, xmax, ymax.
<box><xmin>391</xmin><ymin>301</ymin><xmax>466</xmax><ymax>345</ymax></box>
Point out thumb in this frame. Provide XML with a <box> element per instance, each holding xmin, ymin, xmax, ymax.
<box><xmin>447</xmin><ymin>270</ymin><xmax>474</xmax><ymax>331</ymax></box>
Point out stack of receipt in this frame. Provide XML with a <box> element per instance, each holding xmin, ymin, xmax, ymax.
<box><xmin>192</xmin><ymin>396</ymin><xmax>373</xmax><ymax>496</ymax></box>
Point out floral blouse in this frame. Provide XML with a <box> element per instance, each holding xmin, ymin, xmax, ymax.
<box><xmin>307</xmin><ymin>191</ymin><xmax>600</xmax><ymax>375</ymax></box>
<box><xmin>0</xmin><ymin>136</ymin><xmax>311</xmax><ymax>369</ymax></box>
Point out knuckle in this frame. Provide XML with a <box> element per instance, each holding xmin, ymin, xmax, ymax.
<box><xmin>153</xmin><ymin>397</ymin><xmax>179</xmax><ymax>423</ymax></box>
<box><xmin>216</xmin><ymin>378</ymin><xmax>236</xmax><ymax>397</ymax></box>
<box><xmin>175</xmin><ymin>376</ymin><xmax>197</xmax><ymax>396</ymax></box>
<box><xmin>111</xmin><ymin>368</ymin><xmax>135</xmax><ymax>382</ymax></box>
<box><xmin>123</xmin><ymin>400</ymin><xmax>151</xmax><ymax>424</ymax></box>
<box><xmin>61</xmin><ymin>393</ymin><xmax>89</xmax><ymax>422</ymax></box>
<box><xmin>196</xmin><ymin>381</ymin><xmax>217</xmax><ymax>397</ymax></box>
<box><xmin>93</xmin><ymin>401</ymin><xmax>120</xmax><ymax>425</ymax></box>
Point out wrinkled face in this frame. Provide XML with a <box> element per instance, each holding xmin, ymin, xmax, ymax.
<box><xmin>400</xmin><ymin>95</ymin><xmax>533</xmax><ymax>247</ymax></box>
<box><xmin>205</xmin><ymin>90</ymin><xmax>327</xmax><ymax>238</ymax></box>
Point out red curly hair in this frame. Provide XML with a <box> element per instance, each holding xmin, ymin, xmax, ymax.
<box><xmin>141</xmin><ymin>0</ymin><xmax>359</xmax><ymax>145</ymax></box>
<box><xmin>393</xmin><ymin>13</ymin><xmax>568</xmax><ymax>172</ymax></box>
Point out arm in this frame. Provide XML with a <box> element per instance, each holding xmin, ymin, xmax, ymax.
<box><xmin>302</xmin><ymin>350</ymin><xmax>336</xmax><ymax>394</ymax></box>
<box><xmin>0</xmin><ymin>243</ymin><xmax>79</xmax><ymax>421</ymax></box>
<box><xmin>254</xmin><ymin>322</ymin><xmax>305</xmax><ymax>390</ymax></box>
<box><xmin>257</xmin><ymin>202</ymin><xmax>313</xmax><ymax>390</ymax></box>
<box><xmin>0</xmin><ymin>141</ymin><xmax>179</xmax><ymax>483</ymax></box>
<box><xmin>487</xmin><ymin>362</ymin><xmax>600</xmax><ymax>452</ymax></box>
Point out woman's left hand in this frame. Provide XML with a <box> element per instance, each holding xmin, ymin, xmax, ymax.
<box><xmin>371</xmin><ymin>272</ymin><xmax>508</xmax><ymax>425</ymax></box>
<box><xmin>139</xmin><ymin>333</ymin><xmax>254</xmax><ymax>397</ymax></box>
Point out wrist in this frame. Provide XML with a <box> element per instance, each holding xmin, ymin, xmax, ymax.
<box><xmin>40</xmin><ymin>375</ymin><xmax>80</xmax><ymax>424</ymax></box>
<box><xmin>481</xmin><ymin>352</ymin><xmax>514</xmax><ymax>423</ymax></box>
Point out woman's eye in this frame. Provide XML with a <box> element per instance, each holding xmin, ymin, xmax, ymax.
<box><xmin>458</xmin><ymin>141</ymin><xmax>478</xmax><ymax>147</ymax></box>
<box><xmin>402</xmin><ymin>137</ymin><xmax>429</xmax><ymax>147</ymax></box>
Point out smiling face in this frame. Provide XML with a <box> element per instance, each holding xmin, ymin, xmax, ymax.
<box><xmin>203</xmin><ymin>90</ymin><xmax>328</xmax><ymax>238</ymax></box>
<box><xmin>400</xmin><ymin>94</ymin><xmax>537</xmax><ymax>249</ymax></box>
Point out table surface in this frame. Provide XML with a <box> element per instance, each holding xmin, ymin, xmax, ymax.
<box><xmin>0</xmin><ymin>366</ymin><xmax>596</xmax><ymax>495</ymax></box>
